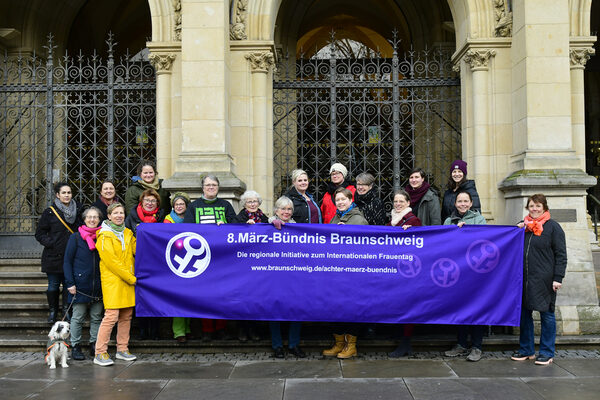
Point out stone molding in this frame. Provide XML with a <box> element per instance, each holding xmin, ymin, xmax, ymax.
<box><xmin>494</xmin><ymin>0</ymin><xmax>512</xmax><ymax>37</ymax></box>
<box><xmin>451</xmin><ymin>38</ymin><xmax>510</xmax><ymax>72</ymax></box>
<box><xmin>230</xmin><ymin>0</ymin><xmax>248</xmax><ymax>40</ymax></box>
<box><xmin>172</xmin><ymin>0</ymin><xmax>182</xmax><ymax>41</ymax></box>
<box><xmin>463</xmin><ymin>49</ymin><xmax>496</xmax><ymax>71</ymax></box>
<box><xmin>245</xmin><ymin>51</ymin><xmax>275</xmax><ymax>73</ymax></box>
<box><xmin>148</xmin><ymin>53</ymin><xmax>176</xmax><ymax>73</ymax></box>
<box><xmin>570</xmin><ymin>47</ymin><xmax>595</xmax><ymax>69</ymax></box>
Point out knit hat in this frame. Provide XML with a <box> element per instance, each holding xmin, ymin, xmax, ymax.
<box><xmin>329</xmin><ymin>163</ymin><xmax>348</xmax><ymax>179</ymax></box>
<box><xmin>171</xmin><ymin>192</ymin><xmax>191</xmax><ymax>207</ymax></box>
<box><xmin>450</xmin><ymin>160</ymin><xmax>467</xmax><ymax>175</ymax></box>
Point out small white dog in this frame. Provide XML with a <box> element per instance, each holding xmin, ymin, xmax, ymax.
<box><xmin>45</xmin><ymin>321</ymin><xmax>70</xmax><ymax>369</ymax></box>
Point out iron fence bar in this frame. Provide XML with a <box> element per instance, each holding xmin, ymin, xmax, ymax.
<box><xmin>45</xmin><ymin>35</ymin><xmax>55</xmax><ymax>205</ymax></box>
<box><xmin>392</xmin><ymin>46</ymin><xmax>400</xmax><ymax>191</ymax></box>
<box><xmin>106</xmin><ymin>35</ymin><xmax>115</xmax><ymax>180</ymax></box>
<box><xmin>330</xmin><ymin>54</ymin><xmax>337</xmax><ymax>161</ymax></box>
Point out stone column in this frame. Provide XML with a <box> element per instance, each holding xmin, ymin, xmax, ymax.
<box><xmin>148</xmin><ymin>49</ymin><xmax>177</xmax><ymax>178</ymax></box>
<box><xmin>464</xmin><ymin>49</ymin><xmax>495</xmax><ymax>220</ymax></box>
<box><xmin>569</xmin><ymin>44</ymin><xmax>595</xmax><ymax>170</ymax></box>
<box><xmin>163</xmin><ymin>0</ymin><xmax>245</xmax><ymax>203</ymax></box>
<box><xmin>245</xmin><ymin>50</ymin><xmax>275</xmax><ymax>209</ymax></box>
<box><xmin>499</xmin><ymin>0</ymin><xmax>599</xmax><ymax>334</ymax></box>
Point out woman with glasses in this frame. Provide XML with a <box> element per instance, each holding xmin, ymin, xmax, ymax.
<box><xmin>184</xmin><ymin>175</ymin><xmax>236</xmax><ymax>340</ymax></box>
<box><xmin>320</xmin><ymin>163</ymin><xmax>356</xmax><ymax>224</ymax></box>
<box><xmin>125</xmin><ymin>189</ymin><xmax>165</xmax><ymax>340</ymax></box>
<box><xmin>234</xmin><ymin>190</ymin><xmax>269</xmax><ymax>224</ymax></box>
<box><xmin>354</xmin><ymin>172</ymin><xmax>386</xmax><ymax>226</ymax></box>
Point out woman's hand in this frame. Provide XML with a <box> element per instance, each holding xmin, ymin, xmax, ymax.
<box><xmin>517</xmin><ymin>222</ymin><xmax>525</xmax><ymax>229</ymax></box>
<box><xmin>338</xmin><ymin>222</ymin><xmax>345</xmax><ymax>225</ymax></box>
<box><xmin>552</xmin><ymin>281</ymin><xmax>562</xmax><ymax>292</ymax></box>
<box><xmin>401</xmin><ymin>224</ymin><xmax>412</xmax><ymax>230</ymax></box>
<box><xmin>216</xmin><ymin>221</ymin><xmax>224</xmax><ymax>226</ymax></box>
<box><xmin>246</xmin><ymin>219</ymin><xmax>255</xmax><ymax>224</ymax></box>
<box><xmin>272</xmin><ymin>220</ymin><xmax>284</xmax><ymax>230</ymax></box>
<box><xmin>67</xmin><ymin>285</ymin><xmax>76</xmax><ymax>295</ymax></box>
<box><xmin>457</xmin><ymin>221</ymin><xmax>465</xmax><ymax>228</ymax></box>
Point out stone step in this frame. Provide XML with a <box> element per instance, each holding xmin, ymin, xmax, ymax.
<box><xmin>0</xmin><ymin>271</ymin><xmax>47</xmax><ymax>284</ymax></box>
<box><xmin>0</xmin><ymin>285</ymin><xmax>47</xmax><ymax>301</ymax></box>
<box><xmin>0</xmin><ymin>259</ymin><xmax>41</xmax><ymax>272</ymax></box>
<box><xmin>0</xmin><ymin>302</ymin><xmax>48</xmax><ymax>318</ymax></box>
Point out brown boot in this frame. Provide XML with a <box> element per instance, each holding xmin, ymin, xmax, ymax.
<box><xmin>322</xmin><ymin>334</ymin><xmax>346</xmax><ymax>356</ymax></box>
<box><xmin>337</xmin><ymin>334</ymin><xmax>357</xmax><ymax>359</ymax></box>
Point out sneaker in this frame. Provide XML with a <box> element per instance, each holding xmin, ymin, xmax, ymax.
<box><xmin>466</xmin><ymin>347</ymin><xmax>482</xmax><ymax>362</ymax></box>
<box><xmin>534</xmin><ymin>355</ymin><xmax>553</xmax><ymax>365</ymax></box>
<box><xmin>510</xmin><ymin>352</ymin><xmax>536</xmax><ymax>361</ymax></box>
<box><xmin>115</xmin><ymin>351</ymin><xmax>137</xmax><ymax>361</ymax></box>
<box><xmin>444</xmin><ymin>344</ymin><xmax>469</xmax><ymax>357</ymax></box>
<box><xmin>288</xmin><ymin>346</ymin><xmax>307</xmax><ymax>358</ymax></box>
<box><xmin>273</xmin><ymin>347</ymin><xmax>285</xmax><ymax>359</ymax></box>
<box><xmin>93</xmin><ymin>353</ymin><xmax>114</xmax><ymax>366</ymax></box>
<box><xmin>71</xmin><ymin>344</ymin><xmax>85</xmax><ymax>361</ymax></box>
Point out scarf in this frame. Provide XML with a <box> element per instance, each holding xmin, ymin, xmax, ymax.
<box><xmin>54</xmin><ymin>198</ymin><xmax>77</xmax><ymax>224</ymax></box>
<box><xmin>405</xmin><ymin>182</ymin><xmax>430</xmax><ymax>208</ymax></box>
<box><xmin>390</xmin><ymin>207</ymin><xmax>413</xmax><ymax>227</ymax></box>
<box><xmin>101</xmin><ymin>220</ymin><xmax>126</xmax><ymax>250</ymax></box>
<box><xmin>78</xmin><ymin>225</ymin><xmax>100</xmax><ymax>250</ymax></box>
<box><xmin>201</xmin><ymin>196</ymin><xmax>218</xmax><ymax>203</ymax></box>
<box><xmin>336</xmin><ymin>202</ymin><xmax>356</xmax><ymax>219</ymax></box>
<box><xmin>245</xmin><ymin>209</ymin><xmax>265</xmax><ymax>223</ymax></box>
<box><xmin>100</xmin><ymin>195</ymin><xmax>118</xmax><ymax>207</ymax></box>
<box><xmin>136</xmin><ymin>203</ymin><xmax>159</xmax><ymax>223</ymax></box>
<box><xmin>524</xmin><ymin>210</ymin><xmax>551</xmax><ymax>236</ymax></box>
<box><xmin>137</xmin><ymin>177</ymin><xmax>160</xmax><ymax>191</ymax></box>
<box><xmin>327</xmin><ymin>180</ymin><xmax>353</xmax><ymax>196</ymax></box>
<box><xmin>168</xmin><ymin>210</ymin><xmax>184</xmax><ymax>224</ymax></box>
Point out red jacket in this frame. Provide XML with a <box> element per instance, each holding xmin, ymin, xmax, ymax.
<box><xmin>320</xmin><ymin>185</ymin><xmax>356</xmax><ymax>224</ymax></box>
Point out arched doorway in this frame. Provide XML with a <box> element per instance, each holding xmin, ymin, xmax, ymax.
<box><xmin>272</xmin><ymin>0</ymin><xmax>460</xmax><ymax>208</ymax></box>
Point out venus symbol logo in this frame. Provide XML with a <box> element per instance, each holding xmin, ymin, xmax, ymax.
<box><xmin>165</xmin><ymin>232</ymin><xmax>211</xmax><ymax>278</ymax></box>
<box><xmin>467</xmin><ymin>240</ymin><xmax>500</xmax><ymax>274</ymax></box>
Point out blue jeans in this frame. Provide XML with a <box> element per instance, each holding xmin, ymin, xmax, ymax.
<box><xmin>270</xmin><ymin>321</ymin><xmax>301</xmax><ymax>349</ymax></box>
<box><xmin>70</xmin><ymin>301</ymin><xmax>104</xmax><ymax>346</ymax></box>
<box><xmin>47</xmin><ymin>273</ymin><xmax>64</xmax><ymax>291</ymax></box>
<box><xmin>519</xmin><ymin>308</ymin><xmax>556</xmax><ymax>358</ymax></box>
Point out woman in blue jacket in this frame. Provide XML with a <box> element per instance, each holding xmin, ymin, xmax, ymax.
<box><xmin>63</xmin><ymin>206</ymin><xmax>103</xmax><ymax>361</ymax></box>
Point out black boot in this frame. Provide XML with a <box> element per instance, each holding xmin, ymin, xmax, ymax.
<box><xmin>89</xmin><ymin>342</ymin><xmax>96</xmax><ymax>358</ymax></box>
<box><xmin>46</xmin><ymin>291</ymin><xmax>59</xmax><ymax>324</ymax></box>
<box><xmin>71</xmin><ymin>344</ymin><xmax>85</xmax><ymax>360</ymax></box>
<box><xmin>388</xmin><ymin>337</ymin><xmax>412</xmax><ymax>358</ymax></box>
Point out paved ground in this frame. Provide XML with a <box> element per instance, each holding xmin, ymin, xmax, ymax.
<box><xmin>2</xmin><ymin>350</ymin><xmax>600</xmax><ymax>399</ymax></box>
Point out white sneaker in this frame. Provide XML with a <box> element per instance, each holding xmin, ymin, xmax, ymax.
<box><xmin>444</xmin><ymin>344</ymin><xmax>468</xmax><ymax>357</ymax></box>
<box><xmin>466</xmin><ymin>347</ymin><xmax>482</xmax><ymax>362</ymax></box>
<box><xmin>115</xmin><ymin>351</ymin><xmax>137</xmax><ymax>361</ymax></box>
<box><xmin>93</xmin><ymin>353</ymin><xmax>114</xmax><ymax>366</ymax></box>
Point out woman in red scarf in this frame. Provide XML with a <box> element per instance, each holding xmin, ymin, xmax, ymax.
<box><xmin>404</xmin><ymin>168</ymin><xmax>441</xmax><ymax>225</ymax></box>
<box><xmin>124</xmin><ymin>189</ymin><xmax>164</xmax><ymax>340</ymax></box>
<box><xmin>511</xmin><ymin>193</ymin><xmax>566</xmax><ymax>365</ymax></box>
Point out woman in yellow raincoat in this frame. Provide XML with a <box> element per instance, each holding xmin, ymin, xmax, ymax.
<box><xmin>93</xmin><ymin>202</ymin><xmax>137</xmax><ymax>366</ymax></box>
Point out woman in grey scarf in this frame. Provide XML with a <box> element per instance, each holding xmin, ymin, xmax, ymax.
<box><xmin>35</xmin><ymin>182</ymin><xmax>83</xmax><ymax>323</ymax></box>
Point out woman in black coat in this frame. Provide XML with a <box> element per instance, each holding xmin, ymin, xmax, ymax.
<box><xmin>233</xmin><ymin>190</ymin><xmax>269</xmax><ymax>224</ymax></box>
<box><xmin>441</xmin><ymin>160</ymin><xmax>481</xmax><ymax>222</ymax></box>
<box><xmin>285</xmin><ymin>169</ymin><xmax>322</xmax><ymax>224</ymax></box>
<box><xmin>511</xmin><ymin>193</ymin><xmax>567</xmax><ymax>366</ymax></box>
<box><xmin>63</xmin><ymin>206</ymin><xmax>103</xmax><ymax>360</ymax></box>
<box><xmin>35</xmin><ymin>182</ymin><xmax>83</xmax><ymax>323</ymax></box>
<box><xmin>91</xmin><ymin>180</ymin><xmax>120</xmax><ymax>221</ymax></box>
<box><xmin>354</xmin><ymin>172</ymin><xmax>387</xmax><ymax>226</ymax></box>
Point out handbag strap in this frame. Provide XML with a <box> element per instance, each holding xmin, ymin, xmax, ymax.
<box><xmin>50</xmin><ymin>206</ymin><xmax>74</xmax><ymax>234</ymax></box>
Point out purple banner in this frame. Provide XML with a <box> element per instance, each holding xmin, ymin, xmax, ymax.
<box><xmin>135</xmin><ymin>223</ymin><xmax>524</xmax><ymax>325</ymax></box>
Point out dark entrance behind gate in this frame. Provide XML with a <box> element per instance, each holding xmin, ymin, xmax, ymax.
<box><xmin>0</xmin><ymin>34</ymin><xmax>156</xmax><ymax>253</ymax></box>
<box><xmin>273</xmin><ymin>35</ymin><xmax>461</xmax><ymax>211</ymax></box>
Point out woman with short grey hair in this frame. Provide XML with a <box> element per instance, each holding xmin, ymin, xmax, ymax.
<box><xmin>354</xmin><ymin>172</ymin><xmax>386</xmax><ymax>226</ymax></box>
<box><xmin>234</xmin><ymin>190</ymin><xmax>268</xmax><ymax>224</ymax></box>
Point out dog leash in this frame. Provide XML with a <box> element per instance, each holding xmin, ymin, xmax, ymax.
<box><xmin>59</xmin><ymin>291</ymin><xmax>103</xmax><ymax>322</ymax></box>
<box><xmin>60</xmin><ymin>296</ymin><xmax>76</xmax><ymax>322</ymax></box>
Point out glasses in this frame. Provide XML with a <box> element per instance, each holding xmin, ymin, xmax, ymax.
<box><xmin>330</xmin><ymin>171</ymin><xmax>342</xmax><ymax>176</ymax></box>
<box><xmin>203</xmin><ymin>184</ymin><xmax>218</xmax><ymax>188</ymax></box>
<box><xmin>86</xmin><ymin>215</ymin><xmax>100</xmax><ymax>220</ymax></box>
<box><xmin>356</xmin><ymin>183</ymin><xmax>370</xmax><ymax>187</ymax></box>
<box><xmin>143</xmin><ymin>199</ymin><xmax>158</xmax><ymax>204</ymax></box>
<box><xmin>246</xmin><ymin>200</ymin><xmax>259</xmax><ymax>204</ymax></box>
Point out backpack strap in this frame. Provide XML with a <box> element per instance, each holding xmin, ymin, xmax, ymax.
<box><xmin>49</xmin><ymin>206</ymin><xmax>74</xmax><ymax>234</ymax></box>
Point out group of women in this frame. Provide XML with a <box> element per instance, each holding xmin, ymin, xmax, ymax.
<box><xmin>35</xmin><ymin>158</ymin><xmax>566</xmax><ymax>366</ymax></box>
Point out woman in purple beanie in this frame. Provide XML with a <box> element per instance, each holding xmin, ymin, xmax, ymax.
<box><xmin>441</xmin><ymin>160</ymin><xmax>481</xmax><ymax>222</ymax></box>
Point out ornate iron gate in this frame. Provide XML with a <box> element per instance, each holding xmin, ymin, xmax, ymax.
<box><xmin>0</xmin><ymin>34</ymin><xmax>156</xmax><ymax>235</ymax></box>
<box><xmin>273</xmin><ymin>36</ymin><xmax>461</xmax><ymax>211</ymax></box>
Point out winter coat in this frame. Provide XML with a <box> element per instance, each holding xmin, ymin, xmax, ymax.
<box><xmin>35</xmin><ymin>203</ymin><xmax>83</xmax><ymax>274</ymax></box>
<box><xmin>233</xmin><ymin>209</ymin><xmax>269</xmax><ymax>224</ymax></box>
<box><xmin>63</xmin><ymin>232</ymin><xmax>102</xmax><ymax>304</ymax></box>
<box><xmin>329</xmin><ymin>206</ymin><xmax>369</xmax><ymax>225</ymax></box>
<box><xmin>522</xmin><ymin>219</ymin><xmax>567</xmax><ymax>312</ymax></box>
<box><xmin>183</xmin><ymin>197</ymin><xmax>236</xmax><ymax>224</ymax></box>
<box><xmin>354</xmin><ymin>189</ymin><xmax>387</xmax><ymax>226</ymax></box>
<box><xmin>96</xmin><ymin>224</ymin><xmax>136</xmax><ymax>309</ymax></box>
<box><xmin>415</xmin><ymin>188</ymin><xmax>441</xmax><ymax>226</ymax></box>
<box><xmin>124</xmin><ymin>179</ymin><xmax>171</xmax><ymax>217</ymax></box>
<box><xmin>441</xmin><ymin>180</ymin><xmax>482</xmax><ymax>222</ymax></box>
<box><xmin>125</xmin><ymin>206</ymin><xmax>166</xmax><ymax>236</ymax></box>
<box><xmin>92</xmin><ymin>197</ymin><xmax>121</xmax><ymax>221</ymax></box>
<box><xmin>321</xmin><ymin>184</ymin><xmax>356</xmax><ymax>224</ymax></box>
<box><xmin>285</xmin><ymin>188</ymin><xmax>322</xmax><ymax>224</ymax></box>
<box><xmin>443</xmin><ymin>209</ymin><xmax>486</xmax><ymax>226</ymax></box>
<box><xmin>390</xmin><ymin>211</ymin><xmax>422</xmax><ymax>227</ymax></box>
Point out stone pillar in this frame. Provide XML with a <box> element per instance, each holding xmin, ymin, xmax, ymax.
<box><xmin>569</xmin><ymin>42</ymin><xmax>595</xmax><ymax>170</ymax></box>
<box><xmin>245</xmin><ymin>50</ymin><xmax>275</xmax><ymax>210</ymax></box>
<box><xmin>148</xmin><ymin>46</ymin><xmax>178</xmax><ymax>178</ymax></box>
<box><xmin>499</xmin><ymin>0</ymin><xmax>599</xmax><ymax>334</ymax></box>
<box><xmin>464</xmin><ymin>49</ymin><xmax>495</xmax><ymax>221</ymax></box>
<box><xmin>163</xmin><ymin>0</ymin><xmax>245</xmax><ymax>204</ymax></box>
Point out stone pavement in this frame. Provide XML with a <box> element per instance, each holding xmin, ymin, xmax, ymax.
<box><xmin>2</xmin><ymin>350</ymin><xmax>600</xmax><ymax>399</ymax></box>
